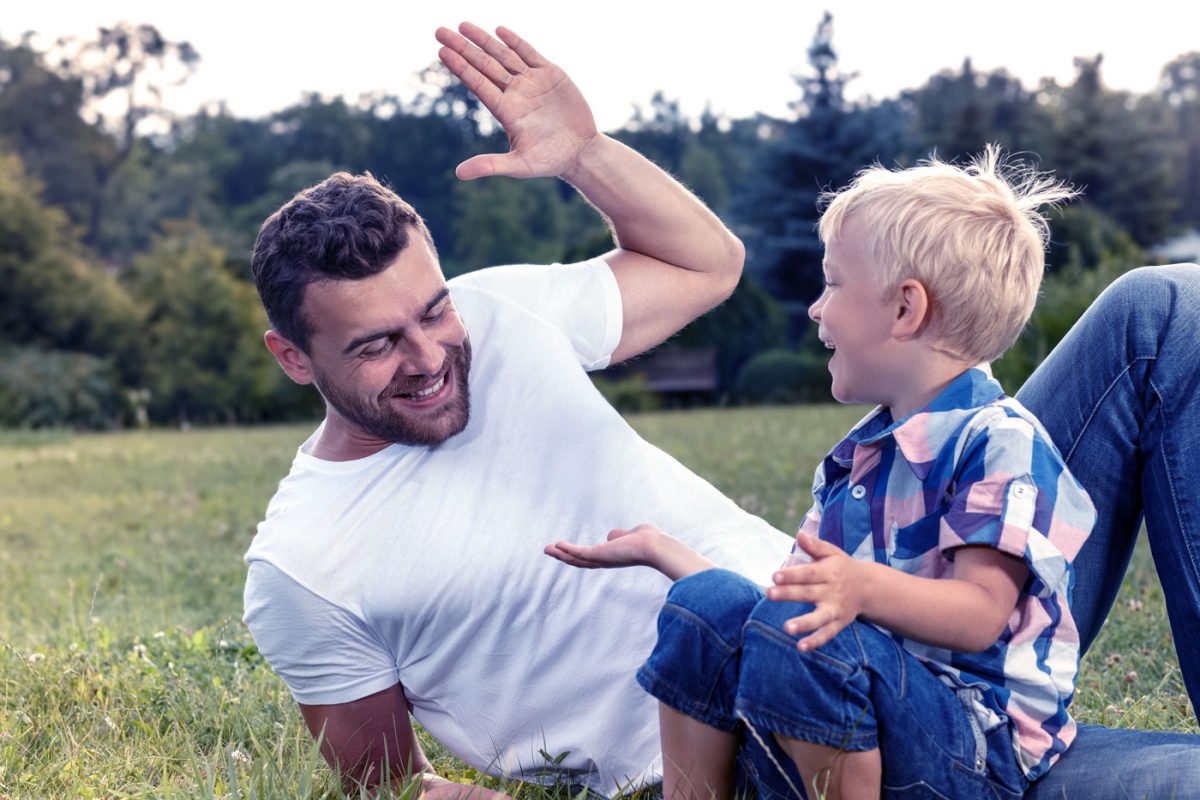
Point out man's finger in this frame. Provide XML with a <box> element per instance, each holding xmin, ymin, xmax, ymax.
<box><xmin>437</xmin><ymin>47</ymin><xmax>502</xmax><ymax>110</ymax></box>
<box><xmin>459</xmin><ymin>21</ymin><xmax>530</xmax><ymax>77</ymax></box>
<box><xmin>455</xmin><ymin>153</ymin><xmax>521</xmax><ymax>181</ymax></box>
<box><xmin>439</xmin><ymin>26</ymin><xmax>517</xmax><ymax>91</ymax></box>
<box><xmin>495</xmin><ymin>26</ymin><xmax>548</xmax><ymax>68</ymax></box>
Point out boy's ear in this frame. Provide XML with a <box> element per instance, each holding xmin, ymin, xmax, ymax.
<box><xmin>264</xmin><ymin>330</ymin><xmax>316</xmax><ymax>385</ymax></box>
<box><xmin>892</xmin><ymin>279</ymin><xmax>932</xmax><ymax>339</ymax></box>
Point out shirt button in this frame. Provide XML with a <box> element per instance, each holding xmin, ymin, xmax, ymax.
<box><xmin>850</xmin><ymin>485</ymin><xmax>867</xmax><ymax>500</ymax></box>
<box><xmin>1013</xmin><ymin>485</ymin><xmax>1028</xmax><ymax>497</ymax></box>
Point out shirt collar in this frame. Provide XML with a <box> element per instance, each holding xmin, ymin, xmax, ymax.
<box><xmin>828</xmin><ymin>366</ymin><xmax>1004</xmax><ymax>479</ymax></box>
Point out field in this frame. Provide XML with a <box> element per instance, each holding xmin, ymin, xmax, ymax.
<box><xmin>0</xmin><ymin>407</ymin><xmax>1194</xmax><ymax>798</ymax></box>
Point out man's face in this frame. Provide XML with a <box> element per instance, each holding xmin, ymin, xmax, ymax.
<box><xmin>299</xmin><ymin>236</ymin><xmax>472</xmax><ymax>447</ymax></box>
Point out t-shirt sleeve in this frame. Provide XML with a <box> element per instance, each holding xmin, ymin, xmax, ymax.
<box><xmin>243</xmin><ymin>560</ymin><xmax>400</xmax><ymax>705</ymax></box>
<box><xmin>452</xmin><ymin>257</ymin><xmax>623</xmax><ymax>370</ymax></box>
<box><xmin>938</xmin><ymin>410</ymin><xmax>1095</xmax><ymax>598</ymax></box>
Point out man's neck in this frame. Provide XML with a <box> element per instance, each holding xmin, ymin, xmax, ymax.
<box><xmin>310</xmin><ymin>412</ymin><xmax>393</xmax><ymax>462</ymax></box>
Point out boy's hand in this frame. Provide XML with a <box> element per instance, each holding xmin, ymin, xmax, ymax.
<box><xmin>435</xmin><ymin>22</ymin><xmax>599</xmax><ymax>181</ymax></box>
<box><xmin>767</xmin><ymin>534</ymin><xmax>867</xmax><ymax>652</ymax></box>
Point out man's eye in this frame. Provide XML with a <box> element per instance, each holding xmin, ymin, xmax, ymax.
<box><xmin>425</xmin><ymin>306</ymin><xmax>447</xmax><ymax>324</ymax></box>
<box><xmin>360</xmin><ymin>341</ymin><xmax>390</xmax><ymax>358</ymax></box>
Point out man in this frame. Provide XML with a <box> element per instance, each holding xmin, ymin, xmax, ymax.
<box><xmin>244</xmin><ymin>21</ymin><xmax>792</xmax><ymax>797</ymax></box>
<box><xmin>244</xmin><ymin>22</ymin><xmax>1199</xmax><ymax>800</ymax></box>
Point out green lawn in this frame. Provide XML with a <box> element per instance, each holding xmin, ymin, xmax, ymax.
<box><xmin>0</xmin><ymin>408</ymin><xmax>1194</xmax><ymax>798</ymax></box>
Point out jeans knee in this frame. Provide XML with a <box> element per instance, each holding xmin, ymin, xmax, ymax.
<box><xmin>665</xmin><ymin>569</ymin><xmax>763</xmax><ymax>631</ymax></box>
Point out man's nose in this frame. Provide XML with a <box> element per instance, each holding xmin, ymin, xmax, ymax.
<box><xmin>403</xmin><ymin>329</ymin><xmax>445</xmax><ymax>375</ymax></box>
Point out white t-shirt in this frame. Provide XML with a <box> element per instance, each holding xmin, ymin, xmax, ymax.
<box><xmin>243</xmin><ymin>258</ymin><xmax>792</xmax><ymax>795</ymax></box>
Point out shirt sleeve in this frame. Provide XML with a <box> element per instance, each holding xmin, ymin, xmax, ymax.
<box><xmin>243</xmin><ymin>560</ymin><xmax>400</xmax><ymax>705</ymax></box>
<box><xmin>451</xmin><ymin>257</ymin><xmax>623</xmax><ymax>370</ymax></box>
<box><xmin>938</xmin><ymin>409</ymin><xmax>1095</xmax><ymax>597</ymax></box>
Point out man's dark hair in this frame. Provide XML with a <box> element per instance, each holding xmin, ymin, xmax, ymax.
<box><xmin>251</xmin><ymin>171</ymin><xmax>433</xmax><ymax>352</ymax></box>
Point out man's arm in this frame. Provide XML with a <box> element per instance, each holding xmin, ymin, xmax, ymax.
<box><xmin>299</xmin><ymin>683</ymin><xmax>507</xmax><ymax>799</ymax></box>
<box><xmin>545</xmin><ymin>524</ymin><xmax>717</xmax><ymax>582</ymax></box>
<box><xmin>436</xmin><ymin>23</ymin><xmax>742</xmax><ymax>365</ymax></box>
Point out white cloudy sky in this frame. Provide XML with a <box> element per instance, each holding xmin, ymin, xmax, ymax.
<box><xmin>5</xmin><ymin>1</ymin><xmax>1198</xmax><ymax>131</ymax></box>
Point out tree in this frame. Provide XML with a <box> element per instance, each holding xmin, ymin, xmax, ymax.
<box><xmin>1037</xmin><ymin>56</ymin><xmax>1181</xmax><ymax>245</ymax></box>
<box><xmin>47</xmin><ymin>23</ymin><xmax>201</xmax><ymax>249</ymax></box>
<box><xmin>120</xmin><ymin>222</ymin><xmax>283</xmax><ymax>424</ymax></box>
<box><xmin>0</xmin><ymin>36</ymin><xmax>109</xmax><ymax>227</ymax></box>
<box><xmin>906</xmin><ymin>59</ymin><xmax>1048</xmax><ymax>161</ymax></box>
<box><xmin>0</xmin><ymin>151</ymin><xmax>136</xmax><ymax>356</ymax></box>
<box><xmin>744</xmin><ymin>12</ymin><xmax>913</xmax><ymax>333</ymax></box>
<box><xmin>1159</xmin><ymin>52</ymin><xmax>1200</xmax><ymax>228</ymax></box>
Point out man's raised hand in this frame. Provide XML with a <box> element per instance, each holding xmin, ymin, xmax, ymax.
<box><xmin>435</xmin><ymin>22</ymin><xmax>599</xmax><ymax>181</ymax></box>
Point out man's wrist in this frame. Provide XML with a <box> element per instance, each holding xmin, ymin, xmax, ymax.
<box><xmin>559</xmin><ymin>133</ymin><xmax>614</xmax><ymax>187</ymax></box>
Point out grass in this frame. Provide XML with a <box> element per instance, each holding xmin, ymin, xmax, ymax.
<box><xmin>0</xmin><ymin>407</ymin><xmax>1194</xmax><ymax>798</ymax></box>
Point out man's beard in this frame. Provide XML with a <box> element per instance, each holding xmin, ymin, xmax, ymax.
<box><xmin>315</xmin><ymin>339</ymin><xmax>472</xmax><ymax>447</ymax></box>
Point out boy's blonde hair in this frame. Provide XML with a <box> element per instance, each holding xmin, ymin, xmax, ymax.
<box><xmin>818</xmin><ymin>145</ymin><xmax>1077</xmax><ymax>363</ymax></box>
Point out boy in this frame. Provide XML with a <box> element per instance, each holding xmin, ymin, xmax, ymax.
<box><xmin>546</xmin><ymin>147</ymin><xmax>1094</xmax><ymax>799</ymax></box>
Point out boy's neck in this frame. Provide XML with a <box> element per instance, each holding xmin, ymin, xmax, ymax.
<box><xmin>885</xmin><ymin>351</ymin><xmax>978</xmax><ymax>421</ymax></box>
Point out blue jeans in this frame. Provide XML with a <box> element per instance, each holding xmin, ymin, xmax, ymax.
<box><xmin>637</xmin><ymin>569</ymin><xmax>1028</xmax><ymax>800</ymax></box>
<box><xmin>1011</xmin><ymin>264</ymin><xmax>1200</xmax><ymax>797</ymax></box>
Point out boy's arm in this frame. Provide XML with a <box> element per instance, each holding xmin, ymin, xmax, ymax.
<box><xmin>545</xmin><ymin>525</ymin><xmax>716</xmax><ymax>582</ymax></box>
<box><xmin>768</xmin><ymin>535</ymin><xmax>1028</xmax><ymax>653</ymax></box>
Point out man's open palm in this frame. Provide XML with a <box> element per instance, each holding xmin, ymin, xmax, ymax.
<box><xmin>436</xmin><ymin>22</ymin><xmax>599</xmax><ymax>181</ymax></box>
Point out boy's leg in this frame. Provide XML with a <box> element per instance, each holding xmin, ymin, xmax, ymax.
<box><xmin>636</xmin><ymin>569</ymin><xmax>763</xmax><ymax>800</ymax></box>
<box><xmin>771</xmin><ymin>736</ymin><xmax>880</xmax><ymax>800</ymax></box>
<box><xmin>735</xmin><ymin>599</ymin><xmax>1027</xmax><ymax>800</ymax></box>
<box><xmin>658</xmin><ymin>704</ymin><xmax>738</xmax><ymax>800</ymax></box>
<box><xmin>1015</xmin><ymin>263</ymin><xmax>1200</xmax><ymax>704</ymax></box>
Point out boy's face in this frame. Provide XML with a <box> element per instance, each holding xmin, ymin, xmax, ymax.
<box><xmin>808</xmin><ymin>214</ymin><xmax>901</xmax><ymax>407</ymax></box>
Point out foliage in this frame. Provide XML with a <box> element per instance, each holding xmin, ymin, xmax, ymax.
<box><xmin>0</xmin><ymin>151</ymin><xmax>139</xmax><ymax>356</ymax></box>
<box><xmin>119</xmin><ymin>222</ymin><xmax>288</xmax><ymax>425</ymax></box>
<box><xmin>0</xmin><ymin>346</ymin><xmax>124</xmax><ymax>429</ymax></box>
<box><xmin>994</xmin><ymin>205</ymin><xmax>1146</xmax><ymax>390</ymax></box>
<box><xmin>0</xmin><ymin>415</ymin><xmax>1192</xmax><ymax>797</ymax></box>
<box><xmin>733</xmin><ymin>348</ymin><xmax>832</xmax><ymax>405</ymax></box>
<box><xmin>590</xmin><ymin>373</ymin><xmax>661</xmax><ymax>413</ymax></box>
<box><xmin>3</xmin><ymin>15</ymin><xmax>1200</xmax><ymax>429</ymax></box>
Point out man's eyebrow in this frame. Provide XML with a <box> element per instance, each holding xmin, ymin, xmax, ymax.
<box><xmin>341</xmin><ymin>288</ymin><xmax>451</xmax><ymax>355</ymax></box>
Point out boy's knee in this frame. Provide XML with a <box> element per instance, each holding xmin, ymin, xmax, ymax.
<box><xmin>666</xmin><ymin>569</ymin><xmax>762</xmax><ymax>622</ymax></box>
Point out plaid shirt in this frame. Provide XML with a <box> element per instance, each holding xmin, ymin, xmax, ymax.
<box><xmin>794</xmin><ymin>367</ymin><xmax>1095</xmax><ymax>779</ymax></box>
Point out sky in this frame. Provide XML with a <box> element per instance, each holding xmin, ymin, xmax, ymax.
<box><xmin>5</xmin><ymin>1</ymin><xmax>1199</xmax><ymax>132</ymax></box>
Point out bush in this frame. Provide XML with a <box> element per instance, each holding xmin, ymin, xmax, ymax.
<box><xmin>734</xmin><ymin>348</ymin><xmax>831</xmax><ymax>405</ymax></box>
<box><xmin>0</xmin><ymin>346</ymin><xmax>125</xmax><ymax>429</ymax></box>
<box><xmin>590</xmin><ymin>373</ymin><xmax>661</xmax><ymax>413</ymax></box>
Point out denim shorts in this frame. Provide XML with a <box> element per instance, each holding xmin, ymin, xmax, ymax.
<box><xmin>635</xmin><ymin>569</ymin><xmax>1029</xmax><ymax>799</ymax></box>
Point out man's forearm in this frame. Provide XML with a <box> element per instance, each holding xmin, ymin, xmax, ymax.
<box><xmin>561</xmin><ymin>135</ymin><xmax>743</xmax><ymax>284</ymax></box>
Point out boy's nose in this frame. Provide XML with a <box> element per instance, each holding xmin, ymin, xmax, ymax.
<box><xmin>808</xmin><ymin>294</ymin><xmax>825</xmax><ymax>322</ymax></box>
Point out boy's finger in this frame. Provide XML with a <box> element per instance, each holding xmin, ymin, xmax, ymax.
<box><xmin>765</xmin><ymin>582</ymin><xmax>818</xmax><ymax>603</ymax></box>
<box><xmin>795</xmin><ymin>533</ymin><xmax>838</xmax><ymax>557</ymax></box>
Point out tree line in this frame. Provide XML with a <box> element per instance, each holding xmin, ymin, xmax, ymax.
<box><xmin>2</xmin><ymin>17</ymin><xmax>1198</xmax><ymax>427</ymax></box>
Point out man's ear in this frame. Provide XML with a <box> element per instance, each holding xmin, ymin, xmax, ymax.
<box><xmin>264</xmin><ymin>330</ymin><xmax>315</xmax><ymax>385</ymax></box>
<box><xmin>892</xmin><ymin>279</ymin><xmax>932</xmax><ymax>339</ymax></box>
